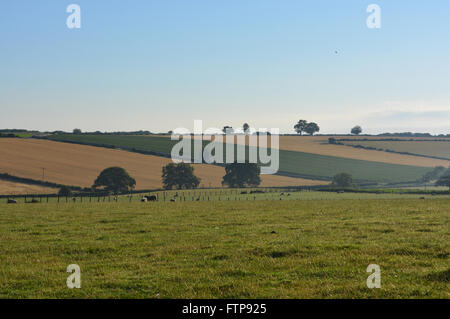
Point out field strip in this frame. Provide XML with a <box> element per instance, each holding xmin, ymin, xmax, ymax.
<box><xmin>340</xmin><ymin>140</ymin><xmax>450</xmax><ymax>160</ymax></box>
<box><xmin>0</xmin><ymin>138</ymin><xmax>326</xmax><ymax>192</ymax></box>
<box><xmin>183</xmin><ymin>135</ymin><xmax>450</xmax><ymax>167</ymax></box>
<box><xmin>0</xmin><ymin>180</ymin><xmax>56</xmax><ymax>195</ymax></box>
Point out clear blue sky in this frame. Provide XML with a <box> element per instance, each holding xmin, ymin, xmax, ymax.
<box><xmin>1</xmin><ymin>1</ymin><xmax>449</xmax><ymax>134</ymax></box>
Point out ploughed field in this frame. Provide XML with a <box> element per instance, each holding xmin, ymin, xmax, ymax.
<box><xmin>0</xmin><ymin>197</ymin><xmax>448</xmax><ymax>298</ymax></box>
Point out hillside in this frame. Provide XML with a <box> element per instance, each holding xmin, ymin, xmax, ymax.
<box><xmin>0</xmin><ymin>180</ymin><xmax>56</xmax><ymax>195</ymax></box>
<box><xmin>46</xmin><ymin>134</ymin><xmax>437</xmax><ymax>183</ymax></box>
<box><xmin>0</xmin><ymin>138</ymin><xmax>325</xmax><ymax>193</ymax></box>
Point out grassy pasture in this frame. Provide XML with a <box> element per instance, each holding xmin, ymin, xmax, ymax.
<box><xmin>48</xmin><ymin>135</ymin><xmax>434</xmax><ymax>183</ymax></box>
<box><xmin>342</xmin><ymin>140</ymin><xmax>450</xmax><ymax>160</ymax></box>
<box><xmin>0</xmin><ymin>197</ymin><xmax>448</xmax><ymax>298</ymax></box>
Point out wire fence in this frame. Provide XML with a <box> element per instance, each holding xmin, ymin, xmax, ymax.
<box><xmin>2</xmin><ymin>187</ymin><xmax>319</xmax><ymax>204</ymax></box>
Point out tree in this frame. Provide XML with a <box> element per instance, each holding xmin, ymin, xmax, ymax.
<box><xmin>243</xmin><ymin>123</ymin><xmax>250</xmax><ymax>134</ymax></box>
<box><xmin>331</xmin><ymin>173</ymin><xmax>353</xmax><ymax>188</ymax></box>
<box><xmin>73</xmin><ymin>128</ymin><xmax>82</xmax><ymax>134</ymax></box>
<box><xmin>92</xmin><ymin>167</ymin><xmax>136</xmax><ymax>194</ymax></box>
<box><xmin>222</xmin><ymin>162</ymin><xmax>261</xmax><ymax>188</ymax></box>
<box><xmin>351</xmin><ymin>125</ymin><xmax>362</xmax><ymax>135</ymax></box>
<box><xmin>421</xmin><ymin>166</ymin><xmax>446</xmax><ymax>183</ymax></box>
<box><xmin>223</xmin><ymin>126</ymin><xmax>234</xmax><ymax>134</ymax></box>
<box><xmin>294</xmin><ymin>120</ymin><xmax>308</xmax><ymax>135</ymax></box>
<box><xmin>436</xmin><ymin>175</ymin><xmax>450</xmax><ymax>190</ymax></box>
<box><xmin>58</xmin><ymin>186</ymin><xmax>72</xmax><ymax>197</ymax></box>
<box><xmin>162</xmin><ymin>162</ymin><xmax>200</xmax><ymax>190</ymax></box>
<box><xmin>304</xmin><ymin>122</ymin><xmax>320</xmax><ymax>135</ymax></box>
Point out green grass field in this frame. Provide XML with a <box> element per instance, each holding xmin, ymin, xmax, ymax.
<box><xmin>4</xmin><ymin>188</ymin><xmax>450</xmax><ymax>204</ymax></box>
<box><xmin>1</xmin><ymin>195</ymin><xmax>448</xmax><ymax>298</ymax></box>
<box><xmin>47</xmin><ymin>134</ymin><xmax>433</xmax><ymax>183</ymax></box>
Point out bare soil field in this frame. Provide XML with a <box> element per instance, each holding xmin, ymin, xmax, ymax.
<box><xmin>183</xmin><ymin>135</ymin><xmax>450</xmax><ymax>167</ymax></box>
<box><xmin>0</xmin><ymin>139</ymin><xmax>326</xmax><ymax>192</ymax></box>
<box><xmin>0</xmin><ymin>180</ymin><xmax>56</xmax><ymax>195</ymax></box>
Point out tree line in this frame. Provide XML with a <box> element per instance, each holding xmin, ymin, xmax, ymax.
<box><xmin>73</xmin><ymin>162</ymin><xmax>263</xmax><ymax>196</ymax></box>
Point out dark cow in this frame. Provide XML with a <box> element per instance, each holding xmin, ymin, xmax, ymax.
<box><xmin>7</xmin><ymin>199</ymin><xmax>17</xmax><ymax>204</ymax></box>
<box><xmin>144</xmin><ymin>195</ymin><xmax>158</xmax><ymax>202</ymax></box>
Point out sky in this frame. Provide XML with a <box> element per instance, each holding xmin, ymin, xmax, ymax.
<box><xmin>0</xmin><ymin>1</ymin><xmax>449</xmax><ymax>134</ymax></box>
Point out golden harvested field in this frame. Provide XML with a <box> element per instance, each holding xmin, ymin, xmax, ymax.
<box><xmin>0</xmin><ymin>139</ymin><xmax>326</xmax><ymax>192</ymax></box>
<box><xmin>183</xmin><ymin>135</ymin><xmax>450</xmax><ymax>167</ymax></box>
<box><xmin>0</xmin><ymin>180</ymin><xmax>56</xmax><ymax>195</ymax></box>
<box><xmin>342</xmin><ymin>140</ymin><xmax>450</xmax><ymax>160</ymax></box>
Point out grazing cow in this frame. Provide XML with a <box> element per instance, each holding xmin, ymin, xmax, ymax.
<box><xmin>287</xmin><ymin>193</ymin><xmax>291</xmax><ymax>196</ymax></box>
<box><xmin>170</xmin><ymin>198</ymin><xmax>176</xmax><ymax>202</ymax></box>
<box><xmin>141</xmin><ymin>197</ymin><xmax>148</xmax><ymax>202</ymax></box>
<box><xmin>7</xmin><ymin>199</ymin><xmax>17</xmax><ymax>204</ymax></box>
<box><xmin>146</xmin><ymin>195</ymin><xmax>158</xmax><ymax>201</ymax></box>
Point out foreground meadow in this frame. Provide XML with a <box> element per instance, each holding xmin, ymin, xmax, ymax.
<box><xmin>0</xmin><ymin>198</ymin><xmax>448</xmax><ymax>298</ymax></box>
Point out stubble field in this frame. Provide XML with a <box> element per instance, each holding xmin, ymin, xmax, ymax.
<box><xmin>0</xmin><ymin>138</ymin><xmax>325</xmax><ymax>192</ymax></box>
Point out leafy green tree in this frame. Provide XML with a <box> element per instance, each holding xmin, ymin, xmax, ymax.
<box><xmin>73</xmin><ymin>128</ymin><xmax>82</xmax><ymax>134</ymax></box>
<box><xmin>351</xmin><ymin>125</ymin><xmax>362</xmax><ymax>135</ymax></box>
<box><xmin>58</xmin><ymin>186</ymin><xmax>72</xmax><ymax>197</ymax></box>
<box><xmin>294</xmin><ymin>120</ymin><xmax>308</xmax><ymax>135</ymax></box>
<box><xmin>92</xmin><ymin>167</ymin><xmax>136</xmax><ymax>194</ymax></box>
<box><xmin>243</xmin><ymin>123</ymin><xmax>250</xmax><ymax>134</ymax></box>
<box><xmin>331</xmin><ymin>173</ymin><xmax>353</xmax><ymax>188</ymax></box>
<box><xmin>421</xmin><ymin>166</ymin><xmax>446</xmax><ymax>183</ymax></box>
<box><xmin>436</xmin><ymin>175</ymin><xmax>450</xmax><ymax>190</ymax></box>
<box><xmin>304</xmin><ymin>122</ymin><xmax>320</xmax><ymax>135</ymax></box>
<box><xmin>222</xmin><ymin>162</ymin><xmax>261</xmax><ymax>188</ymax></box>
<box><xmin>162</xmin><ymin>163</ymin><xmax>201</xmax><ymax>190</ymax></box>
